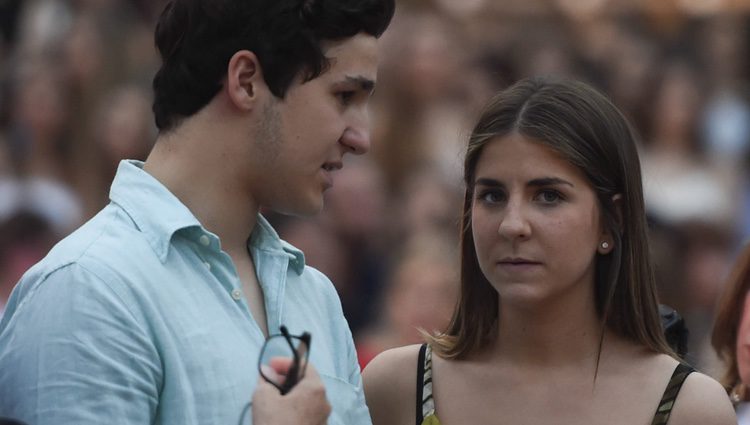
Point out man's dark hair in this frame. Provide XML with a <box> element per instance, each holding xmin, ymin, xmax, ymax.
<box><xmin>152</xmin><ymin>0</ymin><xmax>395</xmax><ymax>131</ymax></box>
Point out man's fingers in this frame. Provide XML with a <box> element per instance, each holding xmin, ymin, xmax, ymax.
<box><xmin>288</xmin><ymin>363</ymin><xmax>331</xmax><ymax>418</ymax></box>
<box><xmin>267</xmin><ymin>356</ymin><xmax>294</xmax><ymax>375</ymax></box>
<box><xmin>299</xmin><ymin>362</ymin><xmax>321</xmax><ymax>381</ymax></box>
<box><xmin>251</xmin><ymin>362</ymin><xmax>331</xmax><ymax>425</ymax></box>
<box><xmin>259</xmin><ymin>363</ymin><xmax>284</xmax><ymax>385</ymax></box>
<box><xmin>252</xmin><ymin>376</ymin><xmax>279</xmax><ymax>400</ymax></box>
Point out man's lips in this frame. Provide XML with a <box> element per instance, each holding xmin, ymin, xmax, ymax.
<box><xmin>320</xmin><ymin>162</ymin><xmax>342</xmax><ymax>190</ymax></box>
<box><xmin>321</xmin><ymin>161</ymin><xmax>342</xmax><ymax>172</ymax></box>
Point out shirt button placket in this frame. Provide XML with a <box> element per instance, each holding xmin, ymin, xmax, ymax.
<box><xmin>198</xmin><ymin>234</ymin><xmax>213</xmax><ymax>273</ymax></box>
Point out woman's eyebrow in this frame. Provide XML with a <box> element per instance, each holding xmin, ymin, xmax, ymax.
<box><xmin>527</xmin><ymin>177</ymin><xmax>575</xmax><ymax>188</ymax></box>
<box><xmin>474</xmin><ymin>177</ymin><xmax>574</xmax><ymax>188</ymax></box>
<box><xmin>474</xmin><ymin>178</ymin><xmax>503</xmax><ymax>187</ymax></box>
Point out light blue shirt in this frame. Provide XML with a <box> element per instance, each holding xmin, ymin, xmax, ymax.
<box><xmin>0</xmin><ymin>160</ymin><xmax>371</xmax><ymax>425</ymax></box>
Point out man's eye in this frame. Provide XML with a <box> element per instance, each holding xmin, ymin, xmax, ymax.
<box><xmin>337</xmin><ymin>91</ymin><xmax>355</xmax><ymax>104</ymax></box>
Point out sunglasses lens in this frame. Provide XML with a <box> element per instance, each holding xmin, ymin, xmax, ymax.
<box><xmin>259</xmin><ymin>335</ymin><xmax>307</xmax><ymax>388</ymax></box>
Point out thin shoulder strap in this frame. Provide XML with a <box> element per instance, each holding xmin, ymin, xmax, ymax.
<box><xmin>415</xmin><ymin>344</ymin><xmax>435</xmax><ymax>425</ymax></box>
<box><xmin>416</xmin><ymin>344</ymin><xmax>427</xmax><ymax>425</ymax></box>
<box><xmin>651</xmin><ymin>362</ymin><xmax>695</xmax><ymax>425</ymax></box>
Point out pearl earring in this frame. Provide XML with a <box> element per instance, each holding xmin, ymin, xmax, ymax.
<box><xmin>601</xmin><ymin>241</ymin><xmax>609</xmax><ymax>249</ymax></box>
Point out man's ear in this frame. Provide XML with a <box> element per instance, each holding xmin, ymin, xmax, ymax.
<box><xmin>226</xmin><ymin>50</ymin><xmax>264</xmax><ymax>111</ymax></box>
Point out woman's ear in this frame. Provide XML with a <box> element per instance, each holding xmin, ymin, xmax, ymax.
<box><xmin>598</xmin><ymin>194</ymin><xmax>623</xmax><ymax>255</ymax></box>
<box><xmin>611</xmin><ymin>194</ymin><xmax>624</xmax><ymax>231</ymax></box>
<box><xmin>225</xmin><ymin>50</ymin><xmax>264</xmax><ymax>111</ymax></box>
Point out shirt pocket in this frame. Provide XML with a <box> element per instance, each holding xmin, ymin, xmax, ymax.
<box><xmin>319</xmin><ymin>373</ymin><xmax>371</xmax><ymax>425</ymax></box>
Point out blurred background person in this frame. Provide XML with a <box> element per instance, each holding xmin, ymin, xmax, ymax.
<box><xmin>82</xmin><ymin>84</ymin><xmax>154</xmax><ymax>216</ymax></box>
<box><xmin>713</xmin><ymin>242</ymin><xmax>750</xmax><ymax>424</ymax></box>
<box><xmin>0</xmin><ymin>211</ymin><xmax>56</xmax><ymax>315</ymax></box>
<box><xmin>356</xmin><ymin>231</ymin><xmax>459</xmax><ymax>368</ymax></box>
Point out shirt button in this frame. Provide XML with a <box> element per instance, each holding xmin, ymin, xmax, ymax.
<box><xmin>231</xmin><ymin>289</ymin><xmax>242</xmax><ymax>301</ymax></box>
<box><xmin>203</xmin><ymin>262</ymin><xmax>211</xmax><ymax>270</ymax></box>
<box><xmin>199</xmin><ymin>235</ymin><xmax>210</xmax><ymax>246</ymax></box>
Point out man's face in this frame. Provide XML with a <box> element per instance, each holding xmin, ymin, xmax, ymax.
<box><xmin>252</xmin><ymin>33</ymin><xmax>379</xmax><ymax>216</ymax></box>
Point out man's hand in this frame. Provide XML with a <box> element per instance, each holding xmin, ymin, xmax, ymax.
<box><xmin>251</xmin><ymin>359</ymin><xmax>331</xmax><ymax>425</ymax></box>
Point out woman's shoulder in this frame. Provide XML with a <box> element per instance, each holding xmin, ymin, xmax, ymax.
<box><xmin>362</xmin><ymin>343</ymin><xmax>423</xmax><ymax>396</ymax></box>
<box><xmin>607</xmin><ymin>346</ymin><xmax>734</xmax><ymax>424</ymax></box>
<box><xmin>667</xmin><ymin>367</ymin><xmax>736</xmax><ymax>425</ymax></box>
<box><xmin>362</xmin><ymin>344</ymin><xmax>424</xmax><ymax>425</ymax></box>
<box><xmin>365</xmin><ymin>342</ymin><xmax>424</xmax><ymax>369</ymax></box>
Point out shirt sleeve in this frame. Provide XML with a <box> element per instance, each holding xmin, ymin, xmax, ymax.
<box><xmin>341</xmin><ymin>295</ymin><xmax>372</xmax><ymax>425</ymax></box>
<box><xmin>347</xmin><ymin>335</ymin><xmax>373</xmax><ymax>425</ymax></box>
<box><xmin>0</xmin><ymin>263</ymin><xmax>162</xmax><ymax>424</ymax></box>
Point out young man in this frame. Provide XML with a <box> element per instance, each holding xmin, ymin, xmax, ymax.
<box><xmin>0</xmin><ymin>0</ymin><xmax>394</xmax><ymax>423</ymax></box>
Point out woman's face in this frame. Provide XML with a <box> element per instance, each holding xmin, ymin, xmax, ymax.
<box><xmin>737</xmin><ymin>291</ymin><xmax>750</xmax><ymax>385</ymax></box>
<box><xmin>470</xmin><ymin>133</ymin><xmax>611</xmax><ymax>307</ymax></box>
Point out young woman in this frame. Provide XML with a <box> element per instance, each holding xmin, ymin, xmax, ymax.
<box><xmin>713</xmin><ymin>243</ymin><xmax>750</xmax><ymax>424</ymax></box>
<box><xmin>363</xmin><ymin>77</ymin><xmax>735</xmax><ymax>425</ymax></box>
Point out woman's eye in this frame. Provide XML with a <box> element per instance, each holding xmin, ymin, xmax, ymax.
<box><xmin>478</xmin><ymin>190</ymin><xmax>505</xmax><ymax>204</ymax></box>
<box><xmin>536</xmin><ymin>190</ymin><xmax>562</xmax><ymax>204</ymax></box>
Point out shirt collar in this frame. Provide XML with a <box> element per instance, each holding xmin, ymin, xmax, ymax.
<box><xmin>109</xmin><ymin>160</ymin><xmax>202</xmax><ymax>262</ymax></box>
<box><xmin>250</xmin><ymin>214</ymin><xmax>306</xmax><ymax>276</ymax></box>
<box><xmin>110</xmin><ymin>160</ymin><xmax>306</xmax><ymax>274</ymax></box>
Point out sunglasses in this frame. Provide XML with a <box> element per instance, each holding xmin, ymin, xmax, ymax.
<box><xmin>237</xmin><ymin>325</ymin><xmax>312</xmax><ymax>424</ymax></box>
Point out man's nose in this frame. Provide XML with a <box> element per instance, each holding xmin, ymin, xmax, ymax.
<box><xmin>340</xmin><ymin>127</ymin><xmax>370</xmax><ymax>155</ymax></box>
<box><xmin>340</xmin><ymin>112</ymin><xmax>371</xmax><ymax>155</ymax></box>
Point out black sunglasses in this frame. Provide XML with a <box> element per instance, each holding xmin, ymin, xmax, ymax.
<box><xmin>258</xmin><ymin>325</ymin><xmax>312</xmax><ymax>394</ymax></box>
<box><xmin>237</xmin><ymin>325</ymin><xmax>312</xmax><ymax>424</ymax></box>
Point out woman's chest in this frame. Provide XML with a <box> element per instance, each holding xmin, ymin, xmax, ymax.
<box><xmin>430</xmin><ymin>365</ymin><xmax>667</xmax><ymax>425</ymax></box>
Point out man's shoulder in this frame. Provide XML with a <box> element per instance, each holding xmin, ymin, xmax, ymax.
<box><xmin>21</xmin><ymin>205</ymin><xmax>158</xmax><ymax>294</ymax></box>
<box><xmin>292</xmin><ymin>262</ymin><xmax>342</xmax><ymax>309</ymax></box>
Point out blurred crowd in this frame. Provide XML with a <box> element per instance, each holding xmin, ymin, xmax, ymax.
<box><xmin>2</xmin><ymin>0</ymin><xmax>750</xmax><ymax>378</ymax></box>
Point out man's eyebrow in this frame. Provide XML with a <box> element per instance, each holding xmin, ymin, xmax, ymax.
<box><xmin>344</xmin><ymin>75</ymin><xmax>375</xmax><ymax>93</ymax></box>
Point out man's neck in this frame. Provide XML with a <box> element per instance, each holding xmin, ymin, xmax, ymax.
<box><xmin>143</xmin><ymin>127</ymin><xmax>259</xmax><ymax>253</ymax></box>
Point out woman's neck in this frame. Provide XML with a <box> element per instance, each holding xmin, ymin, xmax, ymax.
<box><xmin>489</xmin><ymin>293</ymin><xmax>609</xmax><ymax>369</ymax></box>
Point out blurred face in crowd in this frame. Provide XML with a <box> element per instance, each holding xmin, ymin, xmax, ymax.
<box><xmin>470</xmin><ymin>133</ymin><xmax>609</xmax><ymax>308</ymax></box>
<box><xmin>325</xmin><ymin>158</ymin><xmax>386</xmax><ymax>239</ymax></box>
<box><xmin>388</xmin><ymin>254</ymin><xmax>458</xmax><ymax>342</ymax></box>
<box><xmin>249</xmin><ymin>34</ymin><xmax>379</xmax><ymax>216</ymax></box>
<box><xmin>99</xmin><ymin>87</ymin><xmax>153</xmax><ymax>163</ymax></box>
<box><xmin>737</xmin><ymin>291</ymin><xmax>750</xmax><ymax>385</ymax></box>
<box><xmin>16</xmin><ymin>72</ymin><xmax>67</xmax><ymax>141</ymax></box>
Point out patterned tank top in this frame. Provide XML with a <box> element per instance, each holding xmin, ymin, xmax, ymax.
<box><xmin>415</xmin><ymin>344</ymin><xmax>694</xmax><ymax>425</ymax></box>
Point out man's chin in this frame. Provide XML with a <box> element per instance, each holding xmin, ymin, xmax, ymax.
<box><xmin>273</xmin><ymin>199</ymin><xmax>324</xmax><ymax>218</ymax></box>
